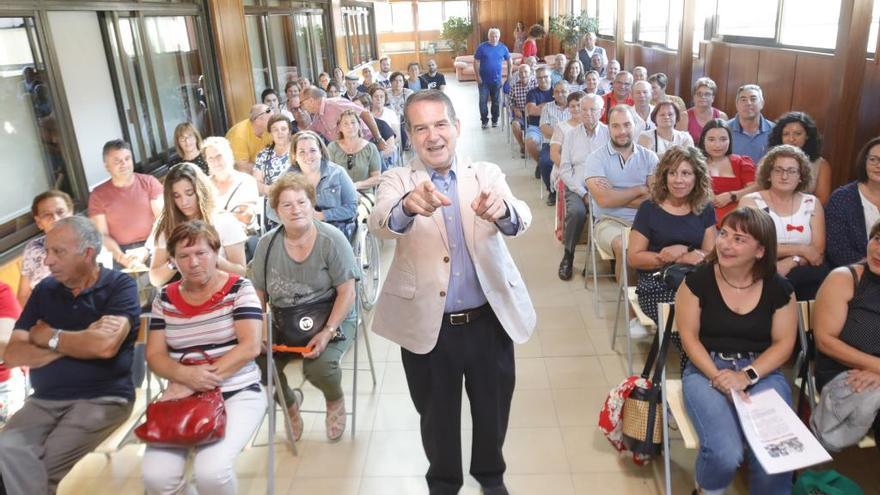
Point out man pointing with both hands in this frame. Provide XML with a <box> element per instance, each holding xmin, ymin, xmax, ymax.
<box><xmin>369</xmin><ymin>90</ymin><xmax>536</xmax><ymax>495</ymax></box>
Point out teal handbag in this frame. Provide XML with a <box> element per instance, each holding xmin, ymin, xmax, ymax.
<box><xmin>793</xmin><ymin>470</ymin><xmax>864</xmax><ymax>495</ymax></box>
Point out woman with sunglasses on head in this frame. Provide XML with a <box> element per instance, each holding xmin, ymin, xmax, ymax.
<box><xmin>327</xmin><ymin>110</ymin><xmax>381</xmax><ymax>191</ymax></box>
<box><xmin>739</xmin><ymin>145</ymin><xmax>828</xmax><ymax>300</ymax></box>
<box><xmin>253</xmin><ymin>114</ymin><xmax>294</xmax><ymax>197</ymax></box>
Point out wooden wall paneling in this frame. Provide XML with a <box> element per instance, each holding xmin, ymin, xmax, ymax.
<box><xmin>676</xmin><ymin>0</ymin><xmax>695</xmax><ymax>103</ymax></box>
<box><xmin>597</xmin><ymin>38</ymin><xmax>616</xmax><ymax>61</ymax></box>
<box><xmin>704</xmin><ymin>42</ymin><xmax>730</xmax><ymax>112</ymax></box>
<box><xmin>721</xmin><ymin>45</ymin><xmax>759</xmax><ymax>116</ymax></box>
<box><xmin>855</xmin><ymin>62</ymin><xmax>880</xmax><ymax>167</ymax></box>
<box><xmin>615</xmin><ymin>0</ymin><xmax>626</xmax><ymax>67</ymax></box>
<box><xmin>755</xmin><ymin>49</ymin><xmax>796</xmax><ymax>121</ymax></box>
<box><xmin>790</xmin><ymin>54</ymin><xmax>833</xmax><ymax>129</ymax></box>
<box><xmin>206</xmin><ymin>0</ymin><xmax>254</xmax><ymax>126</ymax></box>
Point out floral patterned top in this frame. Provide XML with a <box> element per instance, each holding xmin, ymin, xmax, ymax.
<box><xmin>254</xmin><ymin>146</ymin><xmax>292</xmax><ymax>186</ymax></box>
<box><xmin>21</xmin><ymin>236</ymin><xmax>50</xmax><ymax>288</ymax></box>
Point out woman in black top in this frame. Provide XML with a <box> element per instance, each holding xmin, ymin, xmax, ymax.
<box><xmin>676</xmin><ymin>207</ymin><xmax>798</xmax><ymax>495</ymax></box>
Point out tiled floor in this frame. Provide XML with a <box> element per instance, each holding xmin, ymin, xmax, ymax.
<box><xmin>58</xmin><ymin>77</ymin><xmax>879</xmax><ymax>494</ymax></box>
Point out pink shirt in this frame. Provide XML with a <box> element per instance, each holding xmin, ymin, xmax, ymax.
<box><xmin>88</xmin><ymin>173</ymin><xmax>162</xmax><ymax>245</ymax></box>
<box><xmin>309</xmin><ymin>97</ymin><xmax>373</xmax><ymax>142</ymax></box>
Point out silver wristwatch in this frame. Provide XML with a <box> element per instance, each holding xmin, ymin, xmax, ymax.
<box><xmin>47</xmin><ymin>328</ymin><xmax>62</xmax><ymax>351</ymax></box>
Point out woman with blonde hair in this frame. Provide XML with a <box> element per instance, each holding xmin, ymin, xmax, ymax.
<box><xmin>327</xmin><ymin>110</ymin><xmax>382</xmax><ymax>190</ymax></box>
<box><xmin>148</xmin><ymin>163</ymin><xmax>247</xmax><ymax>287</ymax></box>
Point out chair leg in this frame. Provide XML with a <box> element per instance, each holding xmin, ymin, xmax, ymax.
<box><xmin>271</xmin><ymin>362</ymin><xmax>298</xmax><ymax>454</ymax></box>
<box><xmin>360</xmin><ymin>316</ymin><xmax>377</xmax><ymax>386</ymax></box>
<box><xmin>659</xmin><ymin>308</ymin><xmax>673</xmax><ymax>495</ymax></box>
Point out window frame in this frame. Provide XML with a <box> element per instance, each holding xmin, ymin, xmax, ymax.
<box><xmin>716</xmin><ymin>0</ymin><xmax>840</xmax><ymax>54</ymax></box>
<box><xmin>341</xmin><ymin>3</ymin><xmax>377</xmax><ymax>68</ymax></box>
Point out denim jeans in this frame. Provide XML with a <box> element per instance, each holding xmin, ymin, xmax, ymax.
<box><xmin>478</xmin><ymin>81</ymin><xmax>501</xmax><ymax>125</ymax></box>
<box><xmin>682</xmin><ymin>354</ymin><xmax>793</xmax><ymax>494</ymax></box>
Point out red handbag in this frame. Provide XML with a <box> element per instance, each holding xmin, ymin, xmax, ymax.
<box><xmin>134</xmin><ymin>350</ymin><xmax>226</xmax><ymax>447</ymax></box>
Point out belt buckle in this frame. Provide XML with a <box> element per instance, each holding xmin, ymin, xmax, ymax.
<box><xmin>449</xmin><ymin>312</ymin><xmax>469</xmax><ymax>325</ymax></box>
<box><xmin>717</xmin><ymin>352</ymin><xmax>737</xmax><ymax>361</ymax></box>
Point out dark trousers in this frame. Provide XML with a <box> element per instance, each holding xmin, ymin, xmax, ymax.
<box><xmin>538</xmin><ymin>143</ymin><xmax>554</xmax><ymax>192</ymax></box>
<box><xmin>478</xmin><ymin>81</ymin><xmax>502</xmax><ymax>125</ymax></box>
<box><xmin>401</xmin><ymin>309</ymin><xmax>515</xmax><ymax>494</ymax></box>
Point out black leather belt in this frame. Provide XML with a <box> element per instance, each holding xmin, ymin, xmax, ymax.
<box><xmin>714</xmin><ymin>351</ymin><xmax>758</xmax><ymax>361</ymax></box>
<box><xmin>445</xmin><ymin>304</ymin><xmax>489</xmax><ymax>326</ymax></box>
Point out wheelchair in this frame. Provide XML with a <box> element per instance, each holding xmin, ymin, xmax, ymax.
<box><xmin>353</xmin><ymin>190</ymin><xmax>381</xmax><ymax>311</ymax></box>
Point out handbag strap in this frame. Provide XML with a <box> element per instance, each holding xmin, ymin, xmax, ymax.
<box><xmin>639</xmin><ymin>305</ymin><xmax>675</xmax><ymax>381</ymax></box>
<box><xmin>263</xmin><ymin>226</ymin><xmax>285</xmax><ymax>308</ymax></box>
<box><xmin>178</xmin><ymin>349</ymin><xmax>213</xmax><ymax>364</ymax></box>
<box><xmin>223</xmin><ymin>180</ymin><xmax>244</xmax><ymax>211</ymax></box>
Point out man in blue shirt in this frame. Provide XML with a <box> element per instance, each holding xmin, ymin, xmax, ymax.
<box><xmin>473</xmin><ymin>28</ymin><xmax>511</xmax><ymax>129</ymax></box>
<box><xmin>369</xmin><ymin>90</ymin><xmax>535</xmax><ymax>495</ymax></box>
<box><xmin>0</xmin><ymin>216</ymin><xmax>140</xmax><ymax>494</ymax></box>
<box><xmin>727</xmin><ymin>84</ymin><xmax>775</xmax><ymax>164</ymax></box>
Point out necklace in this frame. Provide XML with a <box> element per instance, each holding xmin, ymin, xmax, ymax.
<box><xmin>718</xmin><ymin>266</ymin><xmax>757</xmax><ymax>291</ymax></box>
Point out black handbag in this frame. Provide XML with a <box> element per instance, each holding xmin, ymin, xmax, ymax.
<box><xmin>621</xmin><ymin>305</ymin><xmax>675</xmax><ymax>458</ymax></box>
<box><xmin>263</xmin><ymin>227</ymin><xmax>339</xmax><ymax>347</ymax></box>
<box><xmin>659</xmin><ymin>263</ymin><xmax>696</xmax><ymax>291</ymax></box>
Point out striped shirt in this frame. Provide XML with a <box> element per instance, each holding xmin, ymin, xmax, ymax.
<box><xmin>539</xmin><ymin>102</ymin><xmax>570</xmax><ymax>144</ymax></box>
<box><xmin>150</xmin><ymin>275</ymin><xmax>263</xmax><ymax>393</ymax></box>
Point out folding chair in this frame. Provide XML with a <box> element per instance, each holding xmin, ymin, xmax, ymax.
<box><xmin>793</xmin><ymin>300</ymin><xmax>876</xmax><ymax>449</ymax></box>
<box><xmin>583</xmin><ymin>199</ymin><xmax>621</xmax><ymax>311</ymax></box>
<box><xmin>609</xmin><ymin>228</ymin><xmax>656</xmax><ymax>375</ymax></box>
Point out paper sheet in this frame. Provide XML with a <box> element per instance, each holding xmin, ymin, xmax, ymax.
<box><xmin>732</xmin><ymin>389</ymin><xmax>831</xmax><ymax>474</ymax></box>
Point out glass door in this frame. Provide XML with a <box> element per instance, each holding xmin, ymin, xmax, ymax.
<box><xmin>292</xmin><ymin>9</ymin><xmax>329</xmax><ymax>80</ymax></box>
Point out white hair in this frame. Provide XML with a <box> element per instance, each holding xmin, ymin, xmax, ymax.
<box><xmin>55</xmin><ymin>216</ymin><xmax>102</xmax><ymax>260</ymax></box>
<box><xmin>201</xmin><ymin>136</ymin><xmax>235</xmax><ymax>171</ymax></box>
<box><xmin>488</xmin><ymin>28</ymin><xmax>501</xmax><ymax>37</ymax></box>
<box><xmin>584</xmin><ymin>93</ymin><xmax>605</xmax><ymax>109</ymax></box>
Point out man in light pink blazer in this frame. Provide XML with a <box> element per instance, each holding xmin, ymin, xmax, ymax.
<box><xmin>368</xmin><ymin>90</ymin><xmax>536</xmax><ymax>495</ymax></box>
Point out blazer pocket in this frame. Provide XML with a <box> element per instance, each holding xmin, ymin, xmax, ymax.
<box><xmin>382</xmin><ymin>268</ymin><xmax>416</xmax><ymax>299</ymax></box>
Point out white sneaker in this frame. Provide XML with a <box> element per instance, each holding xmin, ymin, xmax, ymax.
<box><xmin>628</xmin><ymin>318</ymin><xmax>649</xmax><ymax>338</ymax></box>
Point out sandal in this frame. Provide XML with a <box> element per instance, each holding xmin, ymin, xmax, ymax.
<box><xmin>325</xmin><ymin>398</ymin><xmax>347</xmax><ymax>442</ymax></box>
<box><xmin>286</xmin><ymin>391</ymin><xmax>304</xmax><ymax>441</ymax></box>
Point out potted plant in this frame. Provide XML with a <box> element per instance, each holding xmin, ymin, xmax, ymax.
<box><xmin>441</xmin><ymin>16</ymin><xmax>473</xmax><ymax>57</ymax></box>
<box><xmin>548</xmin><ymin>11</ymin><xmax>598</xmax><ymax>56</ymax></box>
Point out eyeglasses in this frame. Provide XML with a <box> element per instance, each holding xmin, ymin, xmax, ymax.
<box><xmin>695</xmin><ymin>91</ymin><xmax>714</xmax><ymax>98</ymax></box>
<box><xmin>867</xmin><ymin>155</ymin><xmax>880</xmax><ymax>166</ymax></box>
<box><xmin>537</xmin><ymin>75</ymin><xmax>550</xmax><ymax>80</ymax></box>
<box><xmin>771</xmin><ymin>167</ymin><xmax>800</xmax><ymax>177</ymax></box>
<box><xmin>346</xmin><ymin>154</ymin><xmax>354</xmax><ymax>170</ymax></box>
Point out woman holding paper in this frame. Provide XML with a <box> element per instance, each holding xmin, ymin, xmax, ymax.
<box><xmin>675</xmin><ymin>207</ymin><xmax>798</xmax><ymax>495</ymax></box>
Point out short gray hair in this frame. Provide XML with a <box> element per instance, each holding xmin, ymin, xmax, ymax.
<box><xmin>488</xmin><ymin>28</ymin><xmax>500</xmax><ymax>37</ymax></box>
<box><xmin>583</xmin><ymin>93</ymin><xmax>605</xmax><ymax>109</ymax></box>
<box><xmin>736</xmin><ymin>84</ymin><xmax>764</xmax><ymax>101</ymax></box>
<box><xmin>56</xmin><ymin>216</ymin><xmax>102</xmax><ymax>259</ymax></box>
<box><xmin>201</xmin><ymin>136</ymin><xmax>235</xmax><ymax>171</ymax></box>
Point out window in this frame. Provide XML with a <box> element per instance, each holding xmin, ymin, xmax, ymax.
<box><xmin>717</xmin><ymin>0</ymin><xmax>778</xmax><ymax>39</ymax></box>
<box><xmin>637</xmin><ymin>0</ymin><xmax>669</xmax><ymax>45</ymax></box>
<box><xmin>779</xmin><ymin>0</ymin><xmax>840</xmax><ymax>50</ymax></box>
<box><xmin>596</xmin><ymin>0</ymin><xmax>616</xmax><ymax>37</ymax></box>
<box><xmin>693</xmin><ymin>0</ymin><xmax>716</xmax><ymax>55</ymax></box>
<box><xmin>444</xmin><ymin>1</ymin><xmax>470</xmax><ymax>21</ymax></box>
<box><xmin>624</xmin><ymin>0</ymin><xmax>636</xmax><ymax>42</ymax></box>
<box><xmin>868</xmin><ymin>0</ymin><xmax>879</xmax><ymax>55</ymax></box>
<box><xmin>420</xmin><ymin>3</ymin><xmax>443</xmax><ymax>31</ymax></box>
<box><xmin>0</xmin><ymin>17</ymin><xmax>75</xmax><ymax>250</ymax></box>
<box><xmin>105</xmin><ymin>14</ymin><xmax>214</xmax><ymax>172</ymax></box>
<box><xmin>342</xmin><ymin>6</ymin><xmax>376</xmax><ymax>67</ymax></box>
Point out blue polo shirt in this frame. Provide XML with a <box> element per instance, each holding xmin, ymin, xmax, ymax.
<box><xmin>474</xmin><ymin>41</ymin><xmax>510</xmax><ymax>85</ymax></box>
<box><xmin>15</xmin><ymin>267</ymin><xmax>140</xmax><ymax>401</ymax></box>
<box><xmin>525</xmin><ymin>87</ymin><xmax>554</xmax><ymax>126</ymax></box>
<box><xmin>727</xmin><ymin>115</ymin><xmax>775</xmax><ymax>164</ymax></box>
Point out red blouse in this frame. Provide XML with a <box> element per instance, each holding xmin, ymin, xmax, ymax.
<box><xmin>711</xmin><ymin>154</ymin><xmax>756</xmax><ymax>225</ymax></box>
<box><xmin>522</xmin><ymin>39</ymin><xmax>537</xmax><ymax>58</ymax></box>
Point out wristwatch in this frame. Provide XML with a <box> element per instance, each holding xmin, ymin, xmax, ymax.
<box><xmin>325</xmin><ymin>326</ymin><xmax>343</xmax><ymax>342</ymax></box>
<box><xmin>743</xmin><ymin>366</ymin><xmax>760</xmax><ymax>385</ymax></box>
<box><xmin>792</xmin><ymin>255</ymin><xmax>802</xmax><ymax>266</ymax></box>
<box><xmin>730</xmin><ymin>192</ymin><xmax>738</xmax><ymax>202</ymax></box>
<box><xmin>47</xmin><ymin>328</ymin><xmax>62</xmax><ymax>352</ymax></box>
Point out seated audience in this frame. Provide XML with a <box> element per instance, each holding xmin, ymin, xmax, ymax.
<box><xmin>590</xmin><ymin>53</ymin><xmax>606</xmax><ymax>80</ymax></box>
<box><xmin>358</xmin><ymin>67</ymin><xmax>375</xmax><ymax>93</ymax></box>
<box><xmin>261</xmin><ymin>87</ymin><xmax>293</xmax><ymax>120</ymax></box>
<box><xmin>686</xmin><ymin>77</ymin><xmax>728</xmax><ymax>143</ymax></box>
<box><xmin>585</xmin><ymin>105</ymin><xmax>659</xmax><ymax>283</ymax></box>
<box><xmin>628</xmin><ymin>145</ymin><xmax>715</xmax><ymax>324</ymax></box>
<box><xmin>577</xmin><ymin>31</ymin><xmax>607</xmax><ymax>75</ymax></box>
<box><xmin>550</xmin><ymin>91</ymin><xmax>586</xmax><ymax>177</ymax></box>
<box><xmin>89</xmin><ymin>139</ymin><xmax>162</xmax><ymax>269</ymax></box>
<box><xmin>813</xmin><ymin>221</ymin><xmax>880</xmax><ymax>451</ymax></box>
<box><xmin>141</xmin><ymin>220</ymin><xmax>265</xmax><ymax>494</ymax></box>
<box><xmin>300</xmin><ymin>87</ymin><xmax>386</xmax><ymax>153</ymax></box>
<box><xmin>376</xmin><ymin>56</ymin><xmax>393</xmax><ymax>87</ymax></box>
<box><xmin>0</xmin><ymin>216</ymin><xmax>140</xmax><ymax>494</ymax></box>
<box><xmin>677</xmin><ymin>207</ymin><xmax>797</xmax><ymax>495</ymax></box>
<box><xmin>287</xmin><ymin>131</ymin><xmax>358</xmax><ymax>241</ymax></box>
<box><xmin>326</xmin><ymin>81</ymin><xmax>341</xmax><ymax>99</ymax></box>
<box><xmin>327</xmin><ymin>110</ymin><xmax>382</xmax><ymax>191</ymax></box>
<box><xmin>562</xmin><ymin>59</ymin><xmax>586</xmax><ymax>93</ymax></box>
<box><xmin>538</xmin><ymin>81</ymin><xmax>570</xmax><ymax>204</ymax></box>
<box><xmin>406</xmin><ymin>62</ymin><xmax>423</xmax><ymax>91</ymax></box>
<box><xmin>637</xmin><ymin>101</ymin><xmax>694</xmax><ymax>156</ymax></box>
<box><xmin>510</xmin><ymin>64</ymin><xmax>536</xmax><ymax>158</ymax></box>
<box><xmin>420</xmin><ymin>59</ymin><xmax>447</xmax><ymax>91</ymax></box>
<box><xmin>647</xmin><ymin>72</ymin><xmax>688</xmax><ymax>132</ymax></box>
<box><xmin>250</xmin><ymin>174</ymin><xmax>357</xmax><ymax>441</ymax></box>
<box><xmin>225</xmin><ymin>103</ymin><xmax>273</xmax><ymax>173</ymax></box>
<box><xmin>284</xmin><ymin>80</ymin><xmax>311</xmax><ymax>133</ymax></box>
<box><xmin>726</xmin><ymin>84</ymin><xmax>775</xmax><ymax>164</ymax></box>
<box><xmin>358</xmin><ymin>92</ymin><xmax>399</xmax><ymax>171</ymax></box>
<box><xmin>168</xmin><ymin>122</ymin><xmax>208</xmax><ymax>174</ymax></box>
<box><xmin>550</xmin><ymin>53</ymin><xmax>567</xmax><ymax>86</ymax></box>
<box><xmin>18</xmin><ymin>190</ymin><xmax>74</xmax><ymax>305</ymax></box>
<box><xmin>509</xmin><ymin>56</ymin><xmax>537</xmax><ymax>87</ymax></box>
<box><xmin>767</xmin><ymin>111</ymin><xmax>832</xmax><ymax>204</ymax></box>
<box><xmin>254</xmin><ymin>114</ymin><xmax>294</xmax><ymax>196</ymax></box>
<box><xmin>631</xmin><ymin>80</ymin><xmax>655</xmax><ymax>136</ymax></box>
<box><xmin>388</xmin><ymin>71</ymin><xmax>414</xmax><ymax>148</ymax></box>
<box><xmin>598</xmin><ymin>59</ymin><xmax>620</xmax><ymax>95</ymax></box>
<box><xmin>826</xmin><ymin>137</ymin><xmax>880</xmax><ymax>267</ymax></box>
<box><xmin>698</xmin><ymin>119</ymin><xmax>757</xmax><ymax>225</ymax></box>
<box><xmin>740</xmin><ymin>145</ymin><xmax>828</xmax><ymax>300</ymax></box>
<box><xmin>632</xmin><ymin>66</ymin><xmax>647</xmax><ymax>82</ymax></box>
<box><xmin>332</xmin><ymin>67</ymin><xmax>346</xmax><ymax>89</ymax></box>
<box><xmin>297</xmin><ymin>76</ymin><xmax>311</xmax><ymax>91</ymax></box>
<box><xmin>601</xmin><ymin>71</ymin><xmax>634</xmax><ymax>123</ymax></box>
<box><xmin>204</xmin><ymin>136</ymin><xmax>260</xmax><ymax>233</ymax></box>
<box><xmin>0</xmin><ymin>282</ymin><xmax>22</xmax><ymax>427</ymax></box>
<box><xmin>342</xmin><ymin>75</ymin><xmax>361</xmax><ymax>101</ymax></box>
<box><xmin>558</xmin><ymin>93</ymin><xmax>608</xmax><ymax>279</ymax></box>
<box><xmin>148</xmin><ymin>163</ymin><xmax>247</xmax><ymax>287</ymax></box>
<box><xmin>584</xmin><ymin>70</ymin><xmax>601</xmax><ymax>95</ymax></box>
<box><xmin>317</xmin><ymin>71</ymin><xmax>331</xmax><ymax>91</ymax></box>
<box><xmin>523</xmin><ymin>67</ymin><xmax>554</xmax><ymax>164</ymax></box>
